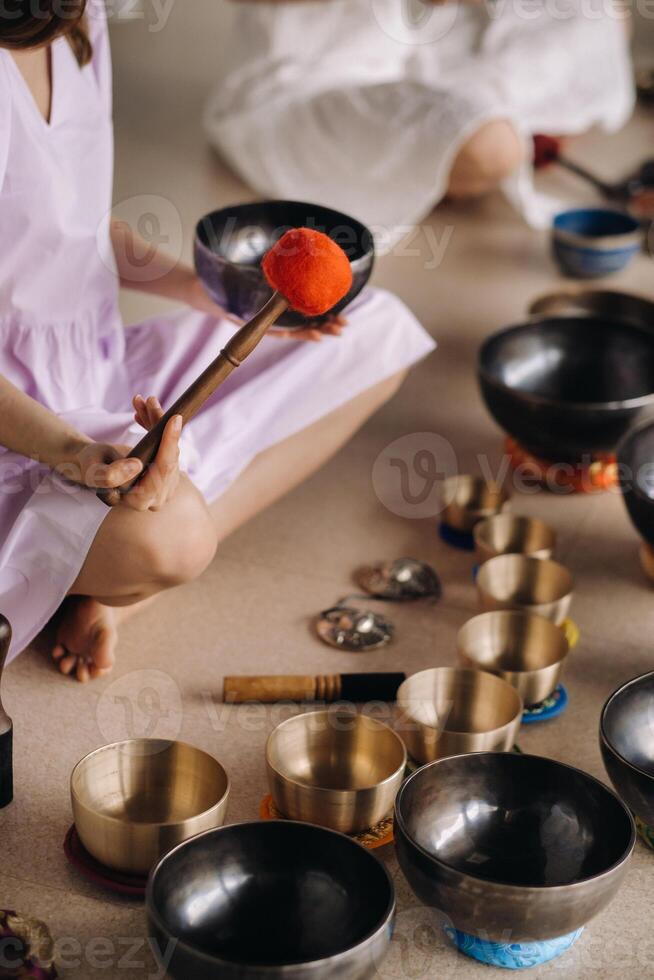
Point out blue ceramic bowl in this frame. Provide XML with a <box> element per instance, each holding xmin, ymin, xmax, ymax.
<box><xmin>194</xmin><ymin>200</ymin><xmax>375</xmax><ymax>328</ymax></box>
<box><xmin>552</xmin><ymin>208</ymin><xmax>641</xmax><ymax>279</ymax></box>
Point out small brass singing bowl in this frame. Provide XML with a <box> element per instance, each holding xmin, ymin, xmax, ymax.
<box><xmin>266</xmin><ymin>710</ymin><xmax>407</xmax><ymax>835</ymax></box>
<box><xmin>474</xmin><ymin>514</ymin><xmax>556</xmax><ymax>564</ymax></box>
<box><xmin>71</xmin><ymin>739</ymin><xmax>230</xmax><ymax>875</ymax></box>
<box><xmin>396</xmin><ymin>668</ymin><xmax>522</xmax><ymax>765</ymax></box>
<box><xmin>457</xmin><ymin>610</ymin><xmax>569</xmax><ymax>707</ymax></box>
<box><xmin>476</xmin><ymin>554</ymin><xmax>573</xmax><ymax>625</ymax></box>
<box><xmin>440</xmin><ymin>475</ymin><xmax>510</xmax><ymax>533</ymax></box>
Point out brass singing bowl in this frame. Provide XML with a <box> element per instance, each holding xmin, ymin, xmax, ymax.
<box><xmin>440</xmin><ymin>475</ymin><xmax>510</xmax><ymax>533</ymax></box>
<box><xmin>457</xmin><ymin>610</ymin><xmax>569</xmax><ymax>707</ymax></box>
<box><xmin>477</xmin><ymin>554</ymin><xmax>573</xmax><ymax>625</ymax></box>
<box><xmin>395</xmin><ymin>752</ymin><xmax>635</xmax><ymax>942</ymax></box>
<box><xmin>396</xmin><ymin>668</ymin><xmax>522</xmax><ymax>765</ymax></box>
<box><xmin>266</xmin><ymin>710</ymin><xmax>407</xmax><ymax>834</ymax></box>
<box><xmin>474</xmin><ymin>514</ymin><xmax>556</xmax><ymax>564</ymax></box>
<box><xmin>71</xmin><ymin>739</ymin><xmax>230</xmax><ymax>874</ymax></box>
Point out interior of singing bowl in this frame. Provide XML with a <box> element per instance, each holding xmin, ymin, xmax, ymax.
<box><xmin>149</xmin><ymin>822</ymin><xmax>393</xmax><ymax>965</ymax></box>
<box><xmin>197</xmin><ymin>200</ymin><xmax>371</xmax><ymax>264</ymax></box>
<box><xmin>443</xmin><ymin>476</ymin><xmax>506</xmax><ymax>512</ymax></box>
<box><xmin>267</xmin><ymin>712</ymin><xmax>405</xmax><ymax>790</ymax></box>
<box><xmin>476</xmin><ymin>515</ymin><xmax>555</xmax><ymax>555</ymax></box>
<box><xmin>479</xmin><ymin>556</ymin><xmax>572</xmax><ymax>604</ymax></box>
<box><xmin>459</xmin><ymin>611</ymin><xmax>567</xmax><ymax>672</ymax></box>
<box><xmin>72</xmin><ymin>740</ymin><xmax>228</xmax><ymax>824</ymax></box>
<box><xmin>602</xmin><ymin>673</ymin><xmax>654</xmax><ymax>777</ymax></box>
<box><xmin>399</xmin><ymin>669</ymin><xmax>521</xmax><ymax>734</ymax></box>
<box><xmin>398</xmin><ymin>753</ymin><xmax>633</xmax><ymax>887</ymax></box>
<box><xmin>195</xmin><ymin>199</ymin><xmax>373</xmax><ymax>326</ymax></box>
<box><xmin>481</xmin><ymin>318</ymin><xmax>654</xmax><ymax>406</ymax></box>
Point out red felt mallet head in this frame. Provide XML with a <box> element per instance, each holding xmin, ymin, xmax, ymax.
<box><xmin>262</xmin><ymin>227</ymin><xmax>353</xmax><ymax>318</ymax></box>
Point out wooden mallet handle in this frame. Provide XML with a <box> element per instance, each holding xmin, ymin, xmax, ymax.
<box><xmin>98</xmin><ymin>292</ymin><xmax>289</xmax><ymax>506</ymax></box>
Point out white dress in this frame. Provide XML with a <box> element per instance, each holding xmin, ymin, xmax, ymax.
<box><xmin>205</xmin><ymin>0</ymin><xmax>635</xmax><ymax>241</ymax></box>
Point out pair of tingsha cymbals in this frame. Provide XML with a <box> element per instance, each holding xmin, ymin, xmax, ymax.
<box><xmin>315</xmin><ymin>559</ymin><xmax>442</xmax><ymax>652</ymax></box>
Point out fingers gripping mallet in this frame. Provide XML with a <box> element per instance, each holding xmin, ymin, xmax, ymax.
<box><xmin>98</xmin><ymin>228</ymin><xmax>353</xmax><ymax>505</ymax></box>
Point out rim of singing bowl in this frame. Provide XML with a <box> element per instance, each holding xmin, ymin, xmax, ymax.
<box><xmin>71</xmin><ymin>738</ymin><xmax>230</xmax><ymax>829</ymax></box>
<box><xmin>474</xmin><ymin>515</ymin><xmax>556</xmax><ymax>560</ymax></box>
<box><xmin>146</xmin><ymin>820</ymin><xmax>396</xmax><ymax>972</ymax></box>
<box><xmin>479</xmin><ymin>317</ymin><xmax>654</xmax><ymax>413</ymax></box>
<box><xmin>617</xmin><ymin>417</ymin><xmax>654</xmax><ymax>507</ymax></box>
<box><xmin>195</xmin><ymin>199</ymin><xmax>374</xmax><ymax>269</ymax></box>
<box><xmin>395</xmin><ymin>752</ymin><xmax>636</xmax><ymax>891</ymax></box>
<box><xmin>266</xmin><ymin>710</ymin><xmax>408</xmax><ymax>795</ymax></box>
<box><xmin>457</xmin><ymin>610</ymin><xmax>569</xmax><ymax>673</ymax></box>
<box><xmin>477</xmin><ymin>555</ymin><xmax>574</xmax><ymax>604</ymax></box>
<box><xmin>600</xmin><ymin>670</ymin><xmax>654</xmax><ymax>782</ymax></box>
<box><xmin>396</xmin><ymin>667</ymin><xmax>523</xmax><ymax>735</ymax></box>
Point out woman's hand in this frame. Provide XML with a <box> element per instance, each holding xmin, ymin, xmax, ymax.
<box><xmin>268</xmin><ymin>313</ymin><xmax>348</xmax><ymax>342</ymax></box>
<box><xmin>56</xmin><ymin>397</ymin><xmax>182</xmax><ymax>511</ymax></box>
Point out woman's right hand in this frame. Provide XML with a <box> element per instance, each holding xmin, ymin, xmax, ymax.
<box><xmin>57</xmin><ymin>397</ymin><xmax>182</xmax><ymax>511</ymax></box>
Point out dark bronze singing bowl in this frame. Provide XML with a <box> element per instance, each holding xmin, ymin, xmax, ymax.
<box><xmin>618</xmin><ymin>418</ymin><xmax>654</xmax><ymax>546</ymax></box>
<box><xmin>395</xmin><ymin>753</ymin><xmax>635</xmax><ymax>943</ymax></box>
<box><xmin>529</xmin><ymin>289</ymin><xmax>654</xmax><ymax>330</ymax></box>
<box><xmin>600</xmin><ymin>671</ymin><xmax>654</xmax><ymax>828</ymax></box>
<box><xmin>194</xmin><ymin>200</ymin><xmax>374</xmax><ymax>328</ymax></box>
<box><xmin>479</xmin><ymin>316</ymin><xmax>654</xmax><ymax>461</ymax></box>
<box><xmin>147</xmin><ymin>821</ymin><xmax>395</xmax><ymax>979</ymax></box>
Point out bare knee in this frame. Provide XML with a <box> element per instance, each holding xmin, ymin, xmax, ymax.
<box><xmin>373</xmin><ymin>369</ymin><xmax>409</xmax><ymax>407</ymax></box>
<box><xmin>448</xmin><ymin>120</ymin><xmax>525</xmax><ymax>197</ymax></box>
<box><xmin>134</xmin><ymin>479</ymin><xmax>217</xmax><ymax>589</ymax></box>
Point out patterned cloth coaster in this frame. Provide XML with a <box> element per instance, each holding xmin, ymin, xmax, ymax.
<box><xmin>0</xmin><ymin>910</ymin><xmax>58</xmax><ymax>978</ymax></box>
<box><xmin>505</xmin><ymin>437</ymin><xmax>617</xmax><ymax>493</ymax></box>
<box><xmin>64</xmin><ymin>825</ymin><xmax>147</xmax><ymax>898</ymax></box>
<box><xmin>635</xmin><ymin>815</ymin><xmax>654</xmax><ymax>851</ymax></box>
<box><xmin>522</xmin><ymin>685</ymin><xmax>569</xmax><ymax>724</ymax></box>
<box><xmin>445</xmin><ymin>925</ymin><xmax>584</xmax><ymax>970</ymax></box>
<box><xmin>259</xmin><ymin>796</ymin><xmax>394</xmax><ymax>849</ymax></box>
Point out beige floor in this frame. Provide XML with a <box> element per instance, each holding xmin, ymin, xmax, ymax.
<box><xmin>2</xmin><ymin>16</ymin><xmax>654</xmax><ymax>980</ymax></box>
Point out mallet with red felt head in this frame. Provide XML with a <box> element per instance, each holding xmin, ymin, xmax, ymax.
<box><xmin>99</xmin><ymin>228</ymin><xmax>353</xmax><ymax>505</ymax></box>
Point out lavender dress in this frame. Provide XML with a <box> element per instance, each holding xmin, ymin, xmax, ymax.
<box><xmin>0</xmin><ymin>13</ymin><xmax>435</xmax><ymax>661</ymax></box>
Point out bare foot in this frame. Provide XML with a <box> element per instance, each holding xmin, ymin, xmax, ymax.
<box><xmin>52</xmin><ymin>597</ymin><xmax>117</xmax><ymax>683</ymax></box>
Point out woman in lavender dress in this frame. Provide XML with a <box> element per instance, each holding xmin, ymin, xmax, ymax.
<box><xmin>0</xmin><ymin>2</ymin><xmax>434</xmax><ymax>680</ymax></box>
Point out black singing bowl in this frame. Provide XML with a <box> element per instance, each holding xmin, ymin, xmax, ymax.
<box><xmin>618</xmin><ymin>418</ymin><xmax>654</xmax><ymax>545</ymax></box>
<box><xmin>479</xmin><ymin>316</ymin><xmax>654</xmax><ymax>461</ymax></box>
<box><xmin>146</xmin><ymin>821</ymin><xmax>395</xmax><ymax>979</ymax></box>
<box><xmin>194</xmin><ymin>200</ymin><xmax>375</xmax><ymax>328</ymax></box>
<box><xmin>601</xmin><ymin>671</ymin><xmax>654</xmax><ymax>828</ymax></box>
<box><xmin>395</xmin><ymin>752</ymin><xmax>635</xmax><ymax>943</ymax></box>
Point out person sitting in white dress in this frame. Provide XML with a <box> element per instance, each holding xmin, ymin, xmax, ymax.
<box><xmin>205</xmin><ymin>0</ymin><xmax>634</xmax><ymax>242</ymax></box>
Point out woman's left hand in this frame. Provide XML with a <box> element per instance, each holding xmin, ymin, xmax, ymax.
<box><xmin>268</xmin><ymin>314</ymin><xmax>348</xmax><ymax>342</ymax></box>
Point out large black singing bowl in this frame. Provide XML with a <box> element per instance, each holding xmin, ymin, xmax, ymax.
<box><xmin>146</xmin><ymin>821</ymin><xmax>395</xmax><ymax>980</ymax></box>
<box><xmin>194</xmin><ymin>200</ymin><xmax>374</xmax><ymax>328</ymax></box>
<box><xmin>478</xmin><ymin>316</ymin><xmax>654</xmax><ymax>461</ymax></box>
<box><xmin>395</xmin><ymin>752</ymin><xmax>635</xmax><ymax>943</ymax></box>
<box><xmin>618</xmin><ymin>418</ymin><xmax>654</xmax><ymax>545</ymax></box>
<box><xmin>601</xmin><ymin>671</ymin><xmax>654</xmax><ymax>828</ymax></box>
